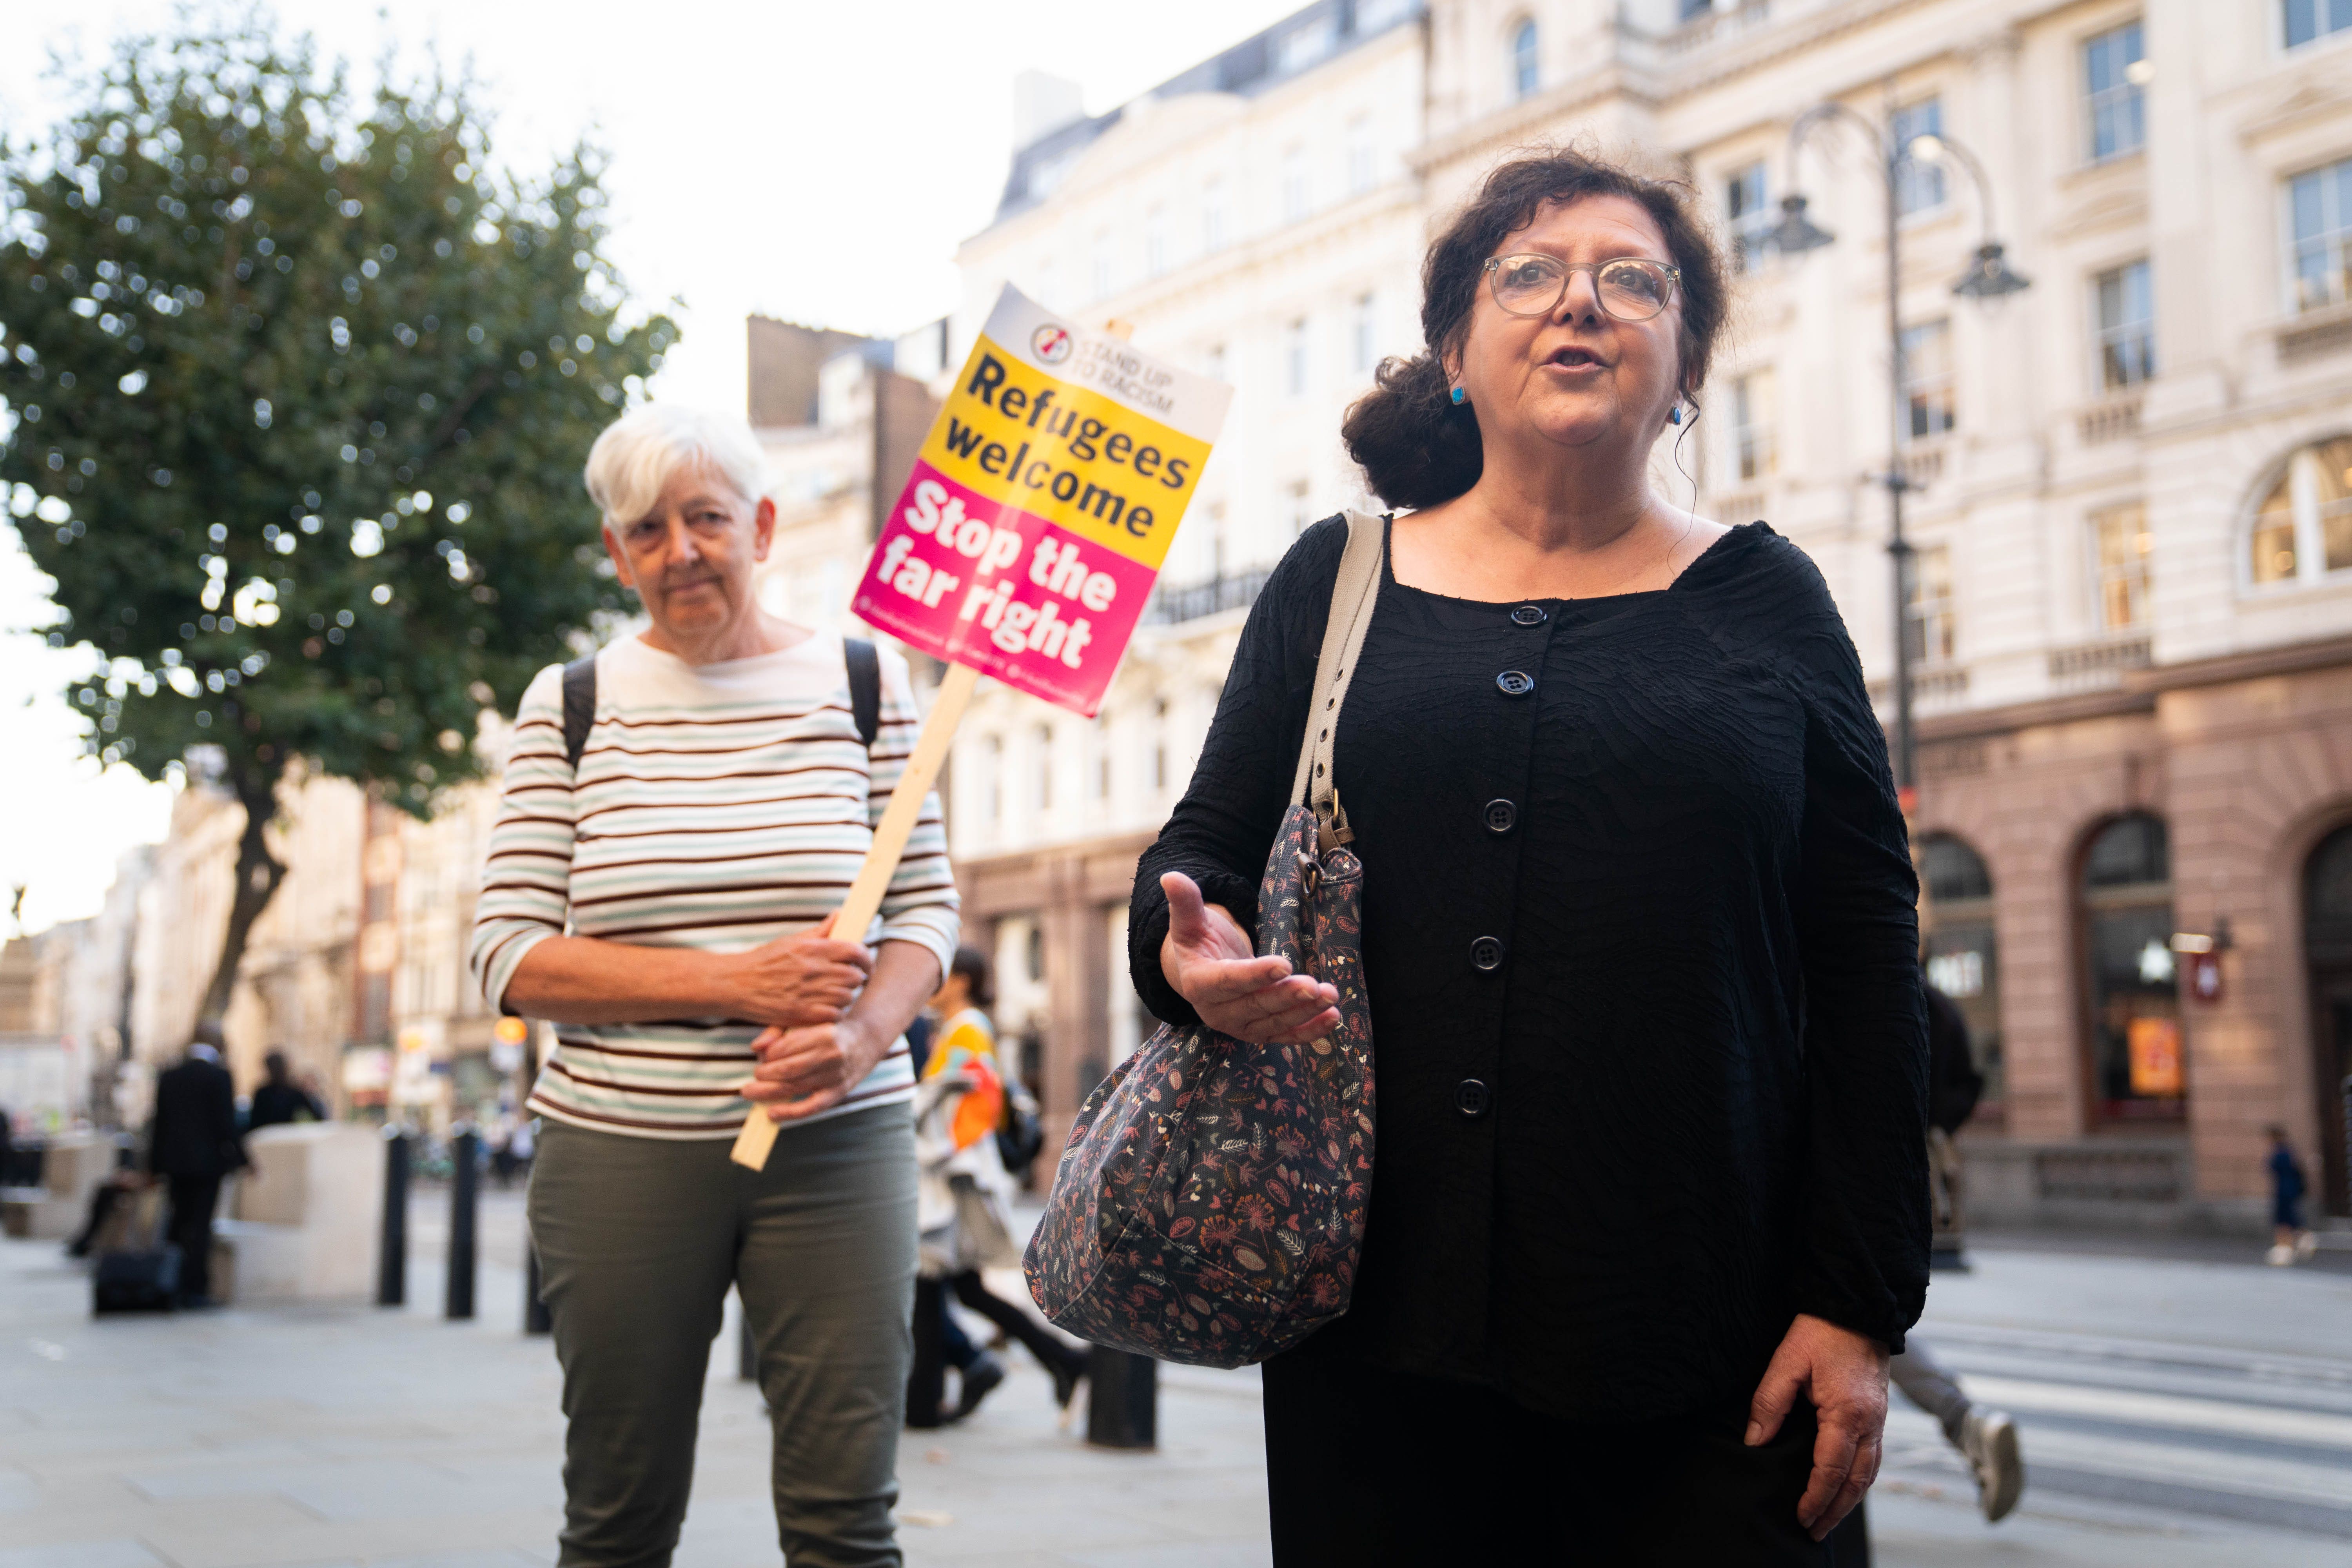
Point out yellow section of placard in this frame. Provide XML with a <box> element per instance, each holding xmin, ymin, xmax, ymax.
<box><xmin>915</xmin><ymin>332</ymin><xmax>1211</xmax><ymax>572</ymax></box>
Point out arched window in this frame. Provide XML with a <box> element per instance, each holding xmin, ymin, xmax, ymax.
<box><xmin>2078</xmin><ymin>813</ymin><xmax>2181</xmax><ymax>1123</ymax></box>
<box><xmin>1921</xmin><ymin>834</ymin><xmax>2001</xmax><ymax>1115</ymax></box>
<box><xmin>2248</xmin><ymin>435</ymin><xmax>2352</xmax><ymax>586</ymax></box>
<box><xmin>2303</xmin><ymin>824</ymin><xmax>2352</xmax><ymax>1216</ymax></box>
<box><xmin>1510</xmin><ymin>19</ymin><xmax>1539</xmax><ymax>100</ymax></box>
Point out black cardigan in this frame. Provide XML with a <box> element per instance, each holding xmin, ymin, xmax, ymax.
<box><xmin>1129</xmin><ymin>517</ymin><xmax>1929</xmax><ymax>1420</ymax></box>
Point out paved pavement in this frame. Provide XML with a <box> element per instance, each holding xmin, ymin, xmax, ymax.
<box><xmin>6</xmin><ymin>1186</ymin><xmax>2352</xmax><ymax>1567</ymax></box>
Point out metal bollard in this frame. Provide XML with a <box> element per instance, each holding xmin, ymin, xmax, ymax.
<box><xmin>446</xmin><ymin>1126</ymin><xmax>480</xmax><ymax>1321</ymax></box>
<box><xmin>1086</xmin><ymin>1345</ymin><xmax>1157</xmax><ymax>1450</ymax></box>
<box><xmin>523</xmin><ymin>1231</ymin><xmax>551</xmax><ymax>1336</ymax></box>
<box><xmin>377</xmin><ymin>1129</ymin><xmax>410</xmax><ymax>1307</ymax></box>
<box><xmin>905</xmin><ymin>1277</ymin><xmax>947</xmax><ymax>1428</ymax></box>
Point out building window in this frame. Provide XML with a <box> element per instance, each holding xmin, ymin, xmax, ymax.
<box><xmin>1202</xmin><ymin>178</ymin><xmax>1228</xmax><ymax>254</ymax></box>
<box><xmin>1900</xmin><ymin>320</ymin><xmax>1956</xmax><ymax>441</ymax></box>
<box><xmin>1725</xmin><ymin>161</ymin><xmax>1771</xmax><ymax>272</ymax></box>
<box><xmin>2289</xmin><ymin>156</ymin><xmax>2352</xmax><ymax>314</ymax></box>
<box><xmin>1892</xmin><ymin>98</ymin><xmax>1947</xmax><ymax>216</ymax></box>
<box><xmin>1152</xmin><ymin>698</ymin><xmax>1169</xmax><ymax>791</ymax></box>
<box><xmin>2094</xmin><ymin>260</ymin><xmax>2156</xmax><ymax>391</ymax></box>
<box><xmin>1902</xmin><ymin>544</ymin><xmax>1956</xmax><ymax>664</ymax></box>
<box><xmin>1282</xmin><ymin>148</ymin><xmax>1310</xmax><ymax>223</ymax></box>
<box><xmin>1033</xmin><ymin>723</ymin><xmax>1053</xmax><ymax>813</ymax></box>
<box><xmin>2079</xmin><ymin>813</ymin><xmax>2182</xmax><ymax>1125</ymax></box>
<box><xmin>1205</xmin><ymin>499</ymin><xmax>1229</xmax><ymax>578</ymax></box>
<box><xmin>1287</xmin><ymin>478</ymin><xmax>1314</xmax><ymax>535</ymax></box>
<box><xmin>1729</xmin><ymin>368</ymin><xmax>1777</xmax><ymax>482</ymax></box>
<box><xmin>1350</xmin><ymin>294</ymin><xmax>1376</xmax><ymax>376</ymax></box>
<box><xmin>1510</xmin><ymin>19</ymin><xmax>1539</xmax><ymax>100</ymax></box>
<box><xmin>1922</xmin><ymin>833</ymin><xmax>2002</xmax><ymax>1114</ymax></box>
<box><xmin>2083</xmin><ymin>20</ymin><xmax>2146</xmax><ymax>162</ymax></box>
<box><xmin>1346</xmin><ymin>114</ymin><xmax>1376</xmax><ymax>196</ymax></box>
<box><xmin>1090</xmin><ymin>232</ymin><xmax>1112</xmax><ymax>301</ymax></box>
<box><xmin>2249</xmin><ymin>435</ymin><xmax>2352</xmax><ymax>586</ymax></box>
<box><xmin>2286</xmin><ymin>0</ymin><xmax>2352</xmax><ymax>49</ymax></box>
<box><xmin>2091</xmin><ymin>503</ymin><xmax>2152</xmax><ymax>631</ymax></box>
<box><xmin>983</xmin><ymin>735</ymin><xmax>1003</xmax><ymax>824</ymax></box>
<box><xmin>1278</xmin><ymin>15</ymin><xmax>1338</xmax><ymax>73</ymax></box>
<box><xmin>1145</xmin><ymin>205</ymin><xmax>1168</xmax><ymax>278</ymax></box>
<box><xmin>1285</xmin><ymin>318</ymin><xmax>1309</xmax><ymax>397</ymax></box>
<box><xmin>1679</xmin><ymin>0</ymin><xmax>1716</xmax><ymax>17</ymax></box>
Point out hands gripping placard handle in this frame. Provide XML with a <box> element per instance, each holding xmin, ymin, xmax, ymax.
<box><xmin>729</xmin><ymin>321</ymin><xmax>1141</xmax><ymax>1171</ymax></box>
<box><xmin>728</xmin><ymin>660</ymin><xmax>979</xmax><ymax>1170</ymax></box>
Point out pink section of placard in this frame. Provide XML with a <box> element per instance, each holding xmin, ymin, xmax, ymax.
<box><xmin>852</xmin><ymin>461</ymin><xmax>1158</xmax><ymax>718</ymax></box>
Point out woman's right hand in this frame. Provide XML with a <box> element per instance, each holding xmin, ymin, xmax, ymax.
<box><xmin>1160</xmin><ymin>872</ymin><xmax>1340</xmax><ymax>1044</ymax></box>
<box><xmin>724</xmin><ymin>913</ymin><xmax>874</xmax><ymax>1027</ymax></box>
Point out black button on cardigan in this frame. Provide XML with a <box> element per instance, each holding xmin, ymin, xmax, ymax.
<box><xmin>1129</xmin><ymin>516</ymin><xmax>1929</xmax><ymax>1422</ymax></box>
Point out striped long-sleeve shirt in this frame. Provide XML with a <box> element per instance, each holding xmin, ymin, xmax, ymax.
<box><xmin>467</xmin><ymin>630</ymin><xmax>960</xmax><ymax>1139</ymax></box>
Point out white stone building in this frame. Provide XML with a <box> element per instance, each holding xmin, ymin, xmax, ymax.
<box><xmin>937</xmin><ymin>0</ymin><xmax>2352</xmax><ymax>1227</ymax></box>
<box><xmin>946</xmin><ymin>0</ymin><xmax>1433</xmax><ymax>1093</ymax></box>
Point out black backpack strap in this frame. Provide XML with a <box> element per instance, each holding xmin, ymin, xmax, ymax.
<box><xmin>845</xmin><ymin>637</ymin><xmax>880</xmax><ymax>748</ymax></box>
<box><xmin>561</xmin><ymin>655</ymin><xmax>598</xmax><ymax>772</ymax></box>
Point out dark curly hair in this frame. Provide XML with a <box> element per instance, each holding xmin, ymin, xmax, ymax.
<box><xmin>1342</xmin><ymin>149</ymin><xmax>1729</xmax><ymax>511</ymax></box>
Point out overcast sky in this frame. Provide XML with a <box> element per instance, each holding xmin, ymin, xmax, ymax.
<box><xmin>0</xmin><ymin>0</ymin><xmax>1306</xmax><ymax>933</ymax></box>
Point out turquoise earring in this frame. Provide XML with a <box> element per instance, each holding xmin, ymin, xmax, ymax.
<box><xmin>1450</xmin><ymin>385</ymin><xmax>1467</xmax><ymax>405</ymax></box>
<box><xmin>1668</xmin><ymin>405</ymin><xmax>1683</xmax><ymax>425</ymax></box>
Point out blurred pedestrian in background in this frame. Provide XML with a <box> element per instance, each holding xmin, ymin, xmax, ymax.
<box><xmin>146</xmin><ymin>1021</ymin><xmax>248</xmax><ymax>1308</ymax></box>
<box><xmin>1922</xmin><ymin>984</ymin><xmax>1983</xmax><ymax>1260</ymax></box>
<box><xmin>246</xmin><ymin>1049</ymin><xmax>325</xmax><ymax>1131</ymax></box>
<box><xmin>1136</xmin><ymin>149</ymin><xmax>1927</xmax><ymax>1564</ymax></box>
<box><xmin>470</xmin><ymin>405</ymin><xmax>957</xmax><ymax>1568</ymax></box>
<box><xmin>916</xmin><ymin>946</ymin><xmax>1087</xmax><ymax>1420</ymax></box>
<box><xmin>2268</xmin><ymin>1126</ymin><xmax>2317</xmax><ymax>1265</ymax></box>
<box><xmin>1889</xmin><ymin>981</ymin><xmax>2023</xmax><ymax>1523</ymax></box>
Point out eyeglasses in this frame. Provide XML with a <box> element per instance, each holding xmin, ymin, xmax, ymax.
<box><xmin>1483</xmin><ymin>255</ymin><xmax>1682</xmax><ymax>322</ymax></box>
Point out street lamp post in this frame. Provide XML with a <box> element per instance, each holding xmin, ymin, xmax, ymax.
<box><xmin>1768</xmin><ymin>98</ymin><xmax>2029</xmax><ymax>800</ymax></box>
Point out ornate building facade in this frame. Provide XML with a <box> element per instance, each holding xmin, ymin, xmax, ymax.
<box><xmin>942</xmin><ymin>0</ymin><xmax>2352</xmax><ymax>1228</ymax></box>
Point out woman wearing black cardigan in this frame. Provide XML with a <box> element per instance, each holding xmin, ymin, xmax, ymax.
<box><xmin>1129</xmin><ymin>152</ymin><xmax>1927</xmax><ymax>1564</ymax></box>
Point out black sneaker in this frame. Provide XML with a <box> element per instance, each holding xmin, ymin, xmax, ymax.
<box><xmin>953</xmin><ymin>1353</ymin><xmax>1006</xmax><ymax>1420</ymax></box>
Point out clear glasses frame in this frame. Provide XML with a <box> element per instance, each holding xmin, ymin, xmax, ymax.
<box><xmin>1482</xmin><ymin>254</ymin><xmax>1683</xmax><ymax>322</ymax></box>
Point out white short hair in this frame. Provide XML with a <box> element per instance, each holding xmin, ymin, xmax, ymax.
<box><xmin>582</xmin><ymin>404</ymin><xmax>769</xmax><ymax>530</ymax></box>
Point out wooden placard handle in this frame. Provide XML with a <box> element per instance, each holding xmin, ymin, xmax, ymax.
<box><xmin>730</xmin><ymin>318</ymin><xmax>1133</xmax><ymax>1171</ymax></box>
<box><xmin>730</xmin><ymin>661</ymin><xmax>980</xmax><ymax>1169</ymax></box>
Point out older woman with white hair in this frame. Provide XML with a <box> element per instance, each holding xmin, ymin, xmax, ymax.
<box><xmin>469</xmin><ymin>404</ymin><xmax>959</xmax><ymax>1568</ymax></box>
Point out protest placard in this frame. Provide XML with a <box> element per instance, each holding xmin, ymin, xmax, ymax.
<box><xmin>731</xmin><ymin>290</ymin><xmax>1230</xmax><ymax>1169</ymax></box>
<box><xmin>850</xmin><ymin>285</ymin><xmax>1231</xmax><ymax>717</ymax></box>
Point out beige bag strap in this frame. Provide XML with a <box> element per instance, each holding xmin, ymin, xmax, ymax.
<box><xmin>1289</xmin><ymin>510</ymin><xmax>1387</xmax><ymax>853</ymax></box>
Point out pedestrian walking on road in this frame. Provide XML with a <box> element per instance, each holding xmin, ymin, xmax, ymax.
<box><xmin>1892</xmin><ymin>983</ymin><xmax>2024</xmax><ymax>1522</ymax></box>
<box><xmin>470</xmin><ymin>405</ymin><xmax>959</xmax><ymax>1568</ymax></box>
<box><xmin>2268</xmin><ymin>1126</ymin><xmax>2318</xmax><ymax>1265</ymax></box>
<box><xmin>916</xmin><ymin>946</ymin><xmax>1088</xmax><ymax>1421</ymax></box>
<box><xmin>1133</xmin><ymin>149</ymin><xmax>1928</xmax><ymax>1565</ymax></box>
<box><xmin>146</xmin><ymin>1022</ymin><xmax>248</xmax><ymax>1308</ymax></box>
<box><xmin>245</xmin><ymin>1049</ymin><xmax>324</xmax><ymax>1131</ymax></box>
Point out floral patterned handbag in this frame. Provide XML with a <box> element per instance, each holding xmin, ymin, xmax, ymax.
<box><xmin>1023</xmin><ymin>511</ymin><xmax>1383</xmax><ymax>1368</ymax></box>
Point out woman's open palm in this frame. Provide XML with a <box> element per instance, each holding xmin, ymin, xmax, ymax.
<box><xmin>1160</xmin><ymin>871</ymin><xmax>1341</xmax><ymax>1045</ymax></box>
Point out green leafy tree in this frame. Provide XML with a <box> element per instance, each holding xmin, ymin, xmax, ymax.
<box><xmin>0</xmin><ymin>17</ymin><xmax>672</xmax><ymax>1026</ymax></box>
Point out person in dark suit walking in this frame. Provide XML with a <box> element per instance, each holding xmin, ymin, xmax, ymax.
<box><xmin>148</xmin><ymin>1023</ymin><xmax>248</xmax><ymax>1307</ymax></box>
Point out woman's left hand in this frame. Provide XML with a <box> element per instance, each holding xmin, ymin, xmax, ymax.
<box><xmin>1744</xmin><ymin>1312</ymin><xmax>1889</xmax><ymax>1541</ymax></box>
<box><xmin>744</xmin><ymin>1016</ymin><xmax>886</xmax><ymax>1122</ymax></box>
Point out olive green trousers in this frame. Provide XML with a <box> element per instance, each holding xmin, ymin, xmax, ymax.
<box><xmin>528</xmin><ymin>1106</ymin><xmax>917</xmax><ymax>1568</ymax></box>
